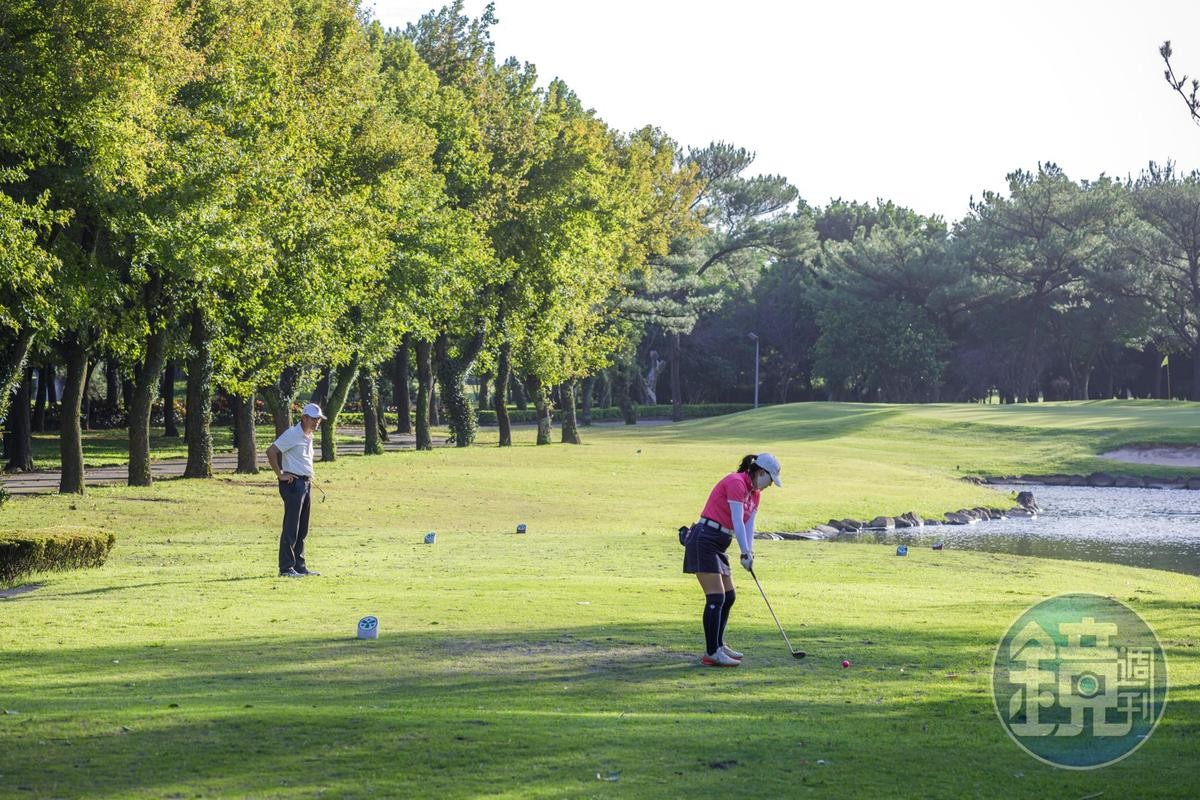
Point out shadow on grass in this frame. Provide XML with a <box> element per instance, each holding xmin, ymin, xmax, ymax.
<box><xmin>0</xmin><ymin>621</ymin><xmax>1195</xmax><ymax>799</ymax></box>
<box><xmin>43</xmin><ymin>575</ymin><xmax>265</xmax><ymax>598</ymax></box>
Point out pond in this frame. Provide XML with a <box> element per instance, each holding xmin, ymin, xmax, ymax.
<box><xmin>829</xmin><ymin>484</ymin><xmax>1200</xmax><ymax>578</ymax></box>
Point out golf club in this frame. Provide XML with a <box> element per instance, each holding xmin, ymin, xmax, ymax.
<box><xmin>314</xmin><ymin>482</ymin><xmax>326</xmax><ymax>503</ymax></box>
<box><xmin>748</xmin><ymin>566</ymin><xmax>805</xmax><ymax>659</ymax></box>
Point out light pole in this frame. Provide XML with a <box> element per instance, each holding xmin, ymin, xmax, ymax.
<box><xmin>748</xmin><ymin>332</ymin><xmax>759</xmax><ymax>409</ymax></box>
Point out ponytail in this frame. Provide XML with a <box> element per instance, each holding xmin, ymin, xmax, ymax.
<box><xmin>736</xmin><ymin>454</ymin><xmax>757</xmax><ymax>473</ymax></box>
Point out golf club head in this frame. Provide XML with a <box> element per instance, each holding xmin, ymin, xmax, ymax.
<box><xmin>792</xmin><ymin>650</ymin><xmax>806</xmax><ymax>659</ymax></box>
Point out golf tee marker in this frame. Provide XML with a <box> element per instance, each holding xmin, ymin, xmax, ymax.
<box><xmin>357</xmin><ymin>616</ymin><xmax>379</xmax><ymax>640</ymax></box>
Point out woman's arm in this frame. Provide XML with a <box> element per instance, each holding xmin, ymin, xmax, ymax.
<box><xmin>728</xmin><ymin>500</ymin><xmax>752</xmax><ymax>555</ymax></box>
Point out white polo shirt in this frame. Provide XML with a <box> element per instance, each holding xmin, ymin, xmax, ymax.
<box><xmin>273</xmin><ymin>423</ymin><xmax>314</xmax><ymax>477</ymax></box>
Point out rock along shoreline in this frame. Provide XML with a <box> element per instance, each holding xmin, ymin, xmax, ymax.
<box><xmin>757</xmin><ymin>488</ymin><xmax>1042</xmax><ymax>542</ymax></box>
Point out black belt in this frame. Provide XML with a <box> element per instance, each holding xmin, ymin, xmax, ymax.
<box><xmin>699</xmin><ymin>517</ymin><xmax>733</xmax><ymax>535</ymax></box>
<box><xmin>286</xmin><ymin>475</ymin><xmax>310</xmax><ymax>481</ymax></box>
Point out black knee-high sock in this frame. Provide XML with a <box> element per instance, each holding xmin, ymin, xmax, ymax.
<box><xmin>718</xmin><ymin>589</ymin><xmax>736</xmax><ymax>647</ymax></box>
<box><xmin>703</xmin><ymin>593</ymin><xmax>725</xmax><ymax>655</ymax></box>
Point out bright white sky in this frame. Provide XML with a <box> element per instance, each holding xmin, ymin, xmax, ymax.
<box><xmin>368</xmin><ymin>0</ymin><xmax>1200</xmax><ymax>222</ymax></box>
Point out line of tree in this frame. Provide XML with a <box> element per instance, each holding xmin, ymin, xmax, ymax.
<box><xmin>2</xmin><ymin>5</ymin><xmax>1199</xmax><ymax>497</ymax></box>
<box><xmin>654</xmin><ymin>162</ymin><xmax>1200</xmax><ymax>408</ymax></box>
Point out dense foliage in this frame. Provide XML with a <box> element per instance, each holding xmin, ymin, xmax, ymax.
<box><xmin>2</xmin><ymin>4</ymin><xmax>1197</xmax><ymax>492</ymax></box>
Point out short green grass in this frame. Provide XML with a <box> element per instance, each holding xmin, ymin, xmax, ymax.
<box><xmin>1</xmin><ymin>401</ymin><xmax>1198</xmax><ymax>798</ymax></box>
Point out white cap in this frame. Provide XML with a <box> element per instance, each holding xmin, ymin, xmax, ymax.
<box><xmin>302</xmin><ymin>402</ymin><xmax>327</xmax><ymax>420</ymax></box>
<box><xmin>755</xmin><ymin>453</ymin><xmax>782</xmax><ymax>487</ymax></box>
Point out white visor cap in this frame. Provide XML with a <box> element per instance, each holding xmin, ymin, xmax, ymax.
<box><xmin>756</xmin><ymin>452</ymin><xmax>782</xmax><ymax>487</ymax></box>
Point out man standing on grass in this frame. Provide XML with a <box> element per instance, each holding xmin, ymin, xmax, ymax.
<box><xmin>266</xmin><ymin>403</ymin><xmax>325</xmax><ymax>578</ymax></box>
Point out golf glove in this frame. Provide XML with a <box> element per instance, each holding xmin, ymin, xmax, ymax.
<box><xmin>739</xmin><ymin>552</ymin><xmax>754</xmax><ymax>571</ymax></box>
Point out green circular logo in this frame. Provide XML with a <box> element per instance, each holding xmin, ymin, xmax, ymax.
<box><xmin>991</xmin><ymin>593</ymin><xmax>1168</xmax><ymax>769</ymax></box>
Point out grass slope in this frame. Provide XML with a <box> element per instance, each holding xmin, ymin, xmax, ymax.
<box><xmin>0</xmin><ymin>401</ymin><xmax>1197</xmax><ymax>798</ymax></box>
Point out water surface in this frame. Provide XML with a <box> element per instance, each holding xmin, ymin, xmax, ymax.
<box><xmin>831</xmin><ymin>484</ymin><xmax>1200</xmax><ymax>578</ymax></box>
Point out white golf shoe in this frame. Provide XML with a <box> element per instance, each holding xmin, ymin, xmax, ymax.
<box><xmin>700</xmin><ymin>649</ymin><xmax>741</xmax><ymax>667</ymax></box>
<box><xmin>719</xmin><ymin>645</ymin><xmax>744</xmax><ymax>660</ymax></box>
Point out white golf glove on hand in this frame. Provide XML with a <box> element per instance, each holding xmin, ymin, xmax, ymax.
<box><xmin>740</xmin><ymin>552</ymin><xmax>754</xmax><ymax>571</ymax></box>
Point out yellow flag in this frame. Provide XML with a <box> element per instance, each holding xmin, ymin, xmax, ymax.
<box><xmin>1161</xmin><ymin>354</ymin><xmax>1170</xmax><ymax>368</ymax></box>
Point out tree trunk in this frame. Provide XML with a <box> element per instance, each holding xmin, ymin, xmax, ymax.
<box><xmin>599</xmin><ymin>368</ymin><xmax>612</xmax><ymax>408</ymax></box>
<box><xmin>642</xmin><ymin>350</ymin><xmax>665</xmax><ymax>406</ymax></box>
<box><xmin>670</xmin><ymin>332</ymin><xmax>683</xmax><ymax>422</ymax></box>
<box><xmin>58</xmin><ymin>342</ymin><xmax>88</xmax><ymax>495</ymax></box>
<box><xmin>477</xmin><ymin>370</ymin><xmax>491</xmax><ymax>411</ymax></box>
<box><xmin>616</xmin><ymin>360</ymin><xmax>638</xmax><ymax>424</ymax></box>
<box><xmin>0</xmin><ymin>327</ymin><xmax>35</xmax><ymax>425</ymax></box>
<box><xmin>46</xmin><ymin>362</ymin><xmax>58</xmax><ymax>407</ymax></box>
<box><xmin>184</xmin><ymin>306</ymin><xmax>214</xmax><ymax>479</ymax></box>
<box><xmin>359</xmin><ymin>367</ymin><xmax>383</xmax><ymax>455</ymax></box>
<box><xmin>319</xmin><ymin>358</ymin><xmax>359</xmax><ymax>462</ymax></box>
<box><xmin>230</xmin><ymin>392</ymin><xmax>259</xmax><ymax>473</ymax></box>
<box><xmin>162</xmin><ymin>360</ymin><xmax>179</xmax><ymax>437</ymax></box>
<box><xmin>4</xmin><ymin>368</ymin><xmax>34</xmax><ymax>472</ymax></box>
<box><xmin>82</xmin><ymin>359</ymin><xmax>95</xmax><ymax>431</ymax></box>
<box><xmin>312</xmin><ymin>367</ymin><xmax>330</xmax><ymax>407</ymax></box>
<box><xmin>560</xmin><ymin>380</ymin><xmax>581</xmax><ymax>444</ymax></box>
<box><xmin>33</xmin><ymin>364</ymin><xmax>48</xmax><ymax>432</ymax></box>
<box><xmin>436</xmin><ymin>330</ymin><xmax>487</xmax><ymax>447</ymax></box>
<box><xmin>494</xmin><ymin>341</ymin><xmax>512</xmax><ymax>447</ymax></box>
<box><xmin>376</xmin><ymin>394</ymin><xmax>389</xmax><ymax>443</ymax></box>
<box><xmin>121</xmin><ymin>367</ymin><xmax>133</xmax><ymax>416</ymax></box>
<box><xmin>527</xmin><ymin>375</ymin><xmax>552</xmax><ymax>445</ymax></box>
<box><xmin>105</xmin><ymin>358</ymin><xmax>120</xmax><ymax>410</ymax></box>
<box><xmin>428</xmin><ymin>384</ymin><xmax>439</xmax><ymax>426</ymax></box>
<box><xmin>261</xmin><ymin>365</ymin><xmax>298</xmax><ymax>437</ymax></box>
<box><xmin>393</xmin><ymin>337</ymin><xmax>412</xmax><ymax>434</ymax></box>
<box><xmin>128</xmin><ymin>323</ymin><xmax>168</xmax><ymax>487</ymax></box>
<box><xmin>414</xmin><ymin>339</ymin><xmax>433</xmax><ymax>451</ymax></box>
<box><xmin>510</xmin><ymin>372</ymin><xmax>528</xmax><ymax>410</ymax></box>
<box><xmin>580</xmin><ymin>375</ymin><xmax>595</xmax><ymax>426</ymax></box>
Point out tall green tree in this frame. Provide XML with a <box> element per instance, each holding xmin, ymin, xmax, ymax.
<box><xmin>1130</xmin><ymin>163</ymin><xmax>1200</xmax><ymax>399</ymax></box>
<box><xmin>955</xmin><ymin>164</ymin><xmax>1116</xmax><ymax>401</ymax></box>
<box><xmin>0</xmin><ymin>187</ymin><xmax>63</xmax><ymax>423</ymax></box>
<box><xmin>626</xmin><ymin>142</ymin><xmax>807</xmax><ymax>419</ymax></box>
<box><xmin>406</xmin><ymin>1</ymin><xmax>536</xmax><ymax>447</ymax></box>
<box><xmin>0</xmin><ymin>0</ymin><xmax>195</xmax><ymax>492</ymax></box>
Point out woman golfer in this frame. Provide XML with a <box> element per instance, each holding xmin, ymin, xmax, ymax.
<box><xmin>683</xmin><ymin>453</ymin><xmax>782</xmax><ymax>667</ymax></box>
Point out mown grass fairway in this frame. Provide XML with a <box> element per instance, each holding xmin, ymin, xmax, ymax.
<box><xmin>1</xmin><ymin>401</ymin><xmax>1198</xmax><ymax>798</ymax></box>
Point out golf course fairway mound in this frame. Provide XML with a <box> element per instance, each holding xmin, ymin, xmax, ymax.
<box><xmin>0</xmin><ymin>401</ymin><xmax>1197</xmax><ymax>798</ymax></box>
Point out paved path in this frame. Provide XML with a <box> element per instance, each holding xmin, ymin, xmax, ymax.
<box><xmin>1</xmin><ymin>419</ymin><xmax>673</xmax><ymax>495</ymax></box>
<box><xmin>1</xmin><ymin>428</ymin><xmax>421</xmax><ymax>495</ymax></box>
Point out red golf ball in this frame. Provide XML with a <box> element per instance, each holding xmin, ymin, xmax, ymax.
<box><xmin>842</xmin><ymin>660</ymin><xmax>850</xmax><ymax>668</ymax></box>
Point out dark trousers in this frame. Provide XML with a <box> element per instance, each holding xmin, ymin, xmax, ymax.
<box><xmin>278</xmin><ymin>478</ymin><xmax>311</xmax><ymax>573</ymax></box>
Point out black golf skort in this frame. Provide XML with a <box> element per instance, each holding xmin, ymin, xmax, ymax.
<box><xmin>682</xmin><ymin>522</ymin><xmax>733</xmax><ymax>576</ymax></box>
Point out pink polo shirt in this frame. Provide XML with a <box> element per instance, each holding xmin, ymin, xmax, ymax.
<box><xmin>699</xmin><ymin>472</ymin><xmax>759</xmax><ymax>529</ymax></box>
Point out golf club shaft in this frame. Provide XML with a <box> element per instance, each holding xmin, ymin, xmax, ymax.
<box><xmin>749</xmin><ymin>567</ymin><xmax>799</xmax><ymax>655</ymax></box>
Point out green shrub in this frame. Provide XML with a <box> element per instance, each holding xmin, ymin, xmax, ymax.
<box><xmin>0</xmin><ymin>484</ymin><xmax>8</xmax><ymax>510</ymax></box>
<box><xmin>0</xmin><ymin>527</ymin><xmax>116</xmax><ymax>585</ymax></box>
